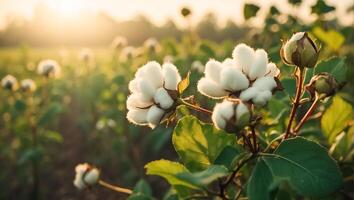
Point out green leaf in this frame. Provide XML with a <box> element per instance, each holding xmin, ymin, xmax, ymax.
<box><xmin>321</xmin><ymin>96</ymin><xmax>352</xmax><ymax>143</ymax></box>
<box><xmin>288</xmin><ymin>0</ymin><xmax>302</xmax><ymax>6</ymax></box>
<box><xmin>244</xmin><ymin>4</ymin><xmax>260</xmax><ymax>20</ymax></box>
<box><xmin>145</xmin><ymin>159</ymin><xmax>197</xmax><ymax>189</ymax></box>
<box><xmin>38</xmin><ymin>102</ymin><xmax>63</xmax><ymax>127</ymax></box>
<box><xmin>172</xmin><ymin>116</ymin><xmax>241</xmax><ymax>171</ymax></box>
<box><xmin>214</xmin><ymin>146</ymin><xmax>245</xmax><ymax>170</ymax></box>
<box><xmin>312</xmin><ymin>27</ymin><xmax>345</xmax><ymax>51</ymax></box>
<box><xmin>178</xmin><ymin>72</ymin><xmax>190</xmax><ymax>94</ymax></box>
<box><xmin>280</xmin><ymin>78</ymin><xmax>296</xmax><ymax>97</ymax></box>
<box><xmin>128</xmin><ymin>193</ymin><xmax>154</xmax><ymax>200</ymax></box>
<box><xmin>176</xmin><ymin>165</ymin><xmax>229</xmax><ymax>189</ymax></box>
<box><xmin>330</xmin><ymin>126</ymin><xmax>354</xmax><ymax>160</ymax></box>
<box><xmin>248</xmin><ymin>137</ymin><xmax>342</xmax><ymax>200</ymax></box>
<box><xmin>311</xmin><ymin>0</ymin><xmax>335</xmax><ymax>15</ymax></box>
<box><xmin>133</xmin><ymin>179</ymin><xmax>152</xmax><ymax>196</ymax></box>
<box><xmin>314</xmin><ymin>57</ymin><xmax>347</xmax><ymax>83</ymax></box>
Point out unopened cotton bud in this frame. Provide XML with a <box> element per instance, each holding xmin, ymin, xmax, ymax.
<box><xmin>281</xmin><ymin>32</ymin><xmax>319</xmax><ymax>68</ymax></box>
<box><xmin>147</xmin><ymin>105</ymin><xmax>165</xmax><ymax>128</ymax></box>
<box><xmin>154</xmin><ymin>88</ymin><xmax>174</xmax><ymax>109</ymax></box>
<box><xmin>21</xmin><ymin>79</ymin><xmax>36</xmax><ymax>92</ymax></box>
<box><xmin>197</xmin><ymin>78</ymin><xmax>228</xmax><ymax>99</ymax></box>
<box><xmin>249</xmin><ymin>49</ymin><xmax>268</xmax><ymax>80</ymax></box>
<box><xmin>127</xmin><ymin>108</ymin><xmax>149</xmax><ymax>125</ymax></box>
<box><xmin>162</xmin><ymin>63</ymin><xmax>181</xmax><ymax>90</ymax></box>
<box><xmin>232</xmin><ymin>44</ymin><xmax>255</xmax><ymax>75</ymax></box>
<box><xmin>240</xmin><ymin>87</ymin><xmax>259</xmax><ymax>101</ymax></box>
<box><xmin>220</xmin><ymin>67</ymin><xmax>249</xmax><ymax>91</ymax></box>
<box><xmin>73</xmin><ymin>163</ymin><xmax>100</xmax><ymax>190</ymax></box>
<box><xmin>205</xmin><ymin>59</ymin><xmax>222</xmax><ymax>83</ymax></box>
<box><xmin>252</xmin><ymin>77</ymin><xmax>277</xmax><ymax>91</ymax></box>
<box><xmin>265</xmin><ymin>62</ymin><xmax>280</xmax><ymax>77</ymax></box>
<box><xmin>1</xmin><ymin>75</ymin><xmax>18</xmax><ymax>91</ymax></box>
<box><xmin>307</xmin><ymin>72</ymin><xmax>339</xmax><ymax>97</ymax></box>
<box><xmin>253</xmin><ymin>90</ymin><xmax>272</xmax><ymax>106</ymax></box>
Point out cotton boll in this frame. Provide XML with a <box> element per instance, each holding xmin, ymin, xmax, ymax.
<box><xmin>1</xmin><ymin>75</ymin><xmax>18</xmax><ymax>91</ymax></box>
<box><xmin>21</xmin><ymin>79</ymin><xmax>36</xmax><ymax>92</ymax></box>
<box><xmin>252</xmin><ymin>77</ymin><xmax>277</xmax><ymax>91</ymax></box>
<box><xmin>141</xmin><ymin>61</ymin><xmax>164</xmax><ymax>89</ymax></box>
<box><xmin>154</xmin><ymin>87</ymin><xmax>174</xmax><ymax>109</ymax></box>
<box><xmin>253</xmin><ymin>90</ymin><xmax>272</xmax><ymax>106</ymax></box>
<box><xmin>265</xmin><ymin>62</ymin><xmax>280</xmax><ymax>77</ymax></box>
<box><xmin>162</xmin><ymin>63</ymin><xmax>181</xmax><ymax>90</ymax></box>
<box><xmin>126</xmin><ymin>94</ymin><xmax>152</xmax><ymax>110</ymax></box>
<box><xmin>197</xmin><ymin>78</ymin><xmax>228</xmax><ymax>99</ymax></box>
<box><xmin>235</xmin><ymin>103</ymin><xmax>250</xmax><ymax>127</ymax></box>
<box><xmin>147</xmin><ymin>105</ymin><xmax>165</xmax><ymax>129</ymax></box>
<box><xmin>128</xmin><ymin>79</ymin><xmax>140</xmax><ymax>93</ymax></box>
<box><xmin>138</xmin><ymin>79</ymin><xmax>157</xmax><ymax>102</ymax></box>
<box><xmin>220</xmin><ymin>67</ymin><xmax>249</xmax><ymax>92</ymax></box>
<box><xmin>37</xmin><ymin>59</ymin><xmax>61</xmax><ymax>78</ymax></box>
<box><xmin>240</xmin><ymin>87</ymin><xmax>259</xmax><ymax>101</ymax></box>
<box><xmin>205</xmin><ymin>59</ymin><xmax>222</xmax><ymax>83</ymax></box>
<box><xmin>73</xmin><ymin>163</ymin><xmax>100</xmax><ymax>190</ymax></box>
<box><xmin>126</xmin><ymin>109</ymin><xmax>149</xmax><ymax>125</ymax></box>
<box><xmin>212</xmin><ymin>101</ymin><xmax>234</xmax><ymax>130</ymax></box>
<box><xmin>83</xmin><ymin>168</ymin><xmax>100</xmax><ymax>185</ymax></box>
<box><xmin>232</xmin><ymin>44</ymin><xmax>254</xmax><ymax>75</ymax></box>
<box><xmin>249</xmin><ymin>49</ymin><xmax>268</xmax><ymax>80</ymax></box>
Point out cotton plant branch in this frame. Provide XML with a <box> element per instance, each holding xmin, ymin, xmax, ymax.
<box><xmin>98</xmin><ymin>180</ymin><xmax>133</xmax><ymax>195</ymax></box>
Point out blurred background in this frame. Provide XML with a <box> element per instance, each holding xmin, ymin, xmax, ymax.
<box><xmin>0</xmin><ymin>0</ymin><xmax>353</xmax><ymax>199</ymax></box>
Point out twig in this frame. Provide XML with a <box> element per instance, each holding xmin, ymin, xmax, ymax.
<box><xmin>180</xmin><ymin>98</ymin><xmax>213</xmax><ymax>115</ymax></box>
<box><xmin>284</xmin><ymin>67</ymin><xmax>305</xmax><ymax>140</ymax></box>
<box><xmin>98</xmin><ymin>180</ymin><xmax>132</xmax><ymax>195</ymax></box>
<box><xmin>293</xmin><ymin>96</ymin><xmax>320</xmax><ymax>134</ymax></box>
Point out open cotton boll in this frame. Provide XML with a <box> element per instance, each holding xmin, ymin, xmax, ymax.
<box><xmin>197</xmin><ymin>78</ymin><xmax>228</xmax><ymax>99</ymax></box>
<box><xmin>222</xmin><ymin>58</ymin><xmax>242</xmax><ymax>70</ymax></box>
<box><xmin>220</xmin><ymin>67</ymin><xmax>249</xmax><ymax>92</ymax></box>
<box><xmin>212</xmin><ymin>101</ymin><xmax>234</xmax><ymax>130</ymax></box>
<box><xmin>162</xmin><ymin>63</ymin><xmax>181</xmax><ymax>90</ymax></box>
<box><xmin>249</xmin><ymin>49</ymin><xmax>268</xmax><ymax>80</ymax></box>
<box><xmin>205</xmin><ymin>59</ymin><xmax>222</xmax><ymax>83</ymax></box>
<box><xmin>73</xmin><ymin>163</ymin><xmax>100</xmax><ymax>190</ymax></box>
<box><xmin>252</xmin><ymin>77</ymin><xmax>277</xmax><ymax>91</ymax></box>
<box><xmin>127</xmin><ymin>109</ymin><xmax>149</xmax><ymax>125</ymax></box>
<box><xmin>232</xmin><ymin>44</ymin><xmax>254</xmax><ymax>75</ymax></box>
<box><xmin>239</xmin><ymin>87</ymin><xmax>259</xmax><ymax>101</ymax></box>
<box><xmin>154</xmin><ymin>88</ymin><xmax>174</xmax><ymax>109</ymax></box>
<box><xmin>126</xmin><ymin>94</ymin><xmax>152</xmax><ymax>110</ymax></box>
<box><xmin>236</xmin><ymin>103</ymin><xmax>248</xmax><ymax>121</ymax></box>
<box><xmin>253</xmin><ymin>90</ymin><xmax>272</xmax><ymax>106</ymax></box>
<box><xmin>139</xmin><ymin>61</ymin><xmax>164</xmax><ymax>89</ymax></box>
<box><xmin>128</xmin><ymin>79</ymin><xmax>140</xmax><ymax>93</ymax></box>
<box><xmin>138</xmin><ymin>79</ymin><xmax>157</xmax><ymax>102</ymax></box>
<box><xmin>265</xmin><ymin>62</ymin><xmax>280</xmax><ymax>77</ymax></box>
<box><xmin>147</xmin><ymin>105</ymin><xmax>165</xmax><ymax>128</ymax></box>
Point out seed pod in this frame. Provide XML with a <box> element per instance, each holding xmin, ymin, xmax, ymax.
<box><xmin>1</xmin><ymin>75</ymin><xmax>18</xmax><ymax>91</ymax></box>
<box><xmin>306</xmin><ymin>72</ymin><xmax>339</xmax><ymax>98</ymax></box>
<box><xmin>21</xmin><ymin>79</ymin><xmax>36</xmax><ymax>92</ymax></box>
<box><xmin>73</xmin><ymin>163</ymin><xmax>100</xmax><ymax>190</ymax></box>
<box><xmin>280</xmin><ymin>32</ymin><xmax>319</xmax><ymax>68</ymax></box>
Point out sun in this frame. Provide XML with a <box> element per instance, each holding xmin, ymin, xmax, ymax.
<box><xmin>50</xmin><ymin>0</ymin><xmax>83</xmax><ymax>18</ymax></box>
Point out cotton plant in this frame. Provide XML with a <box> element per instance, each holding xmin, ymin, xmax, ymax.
<box><xmin>37</xmin><ymin>59</ymin><xmax>61</xmax><ymax>78</ymax></box>
<box><xmin>75</xmin><ymin>32</ymin><xmax>347</xmax><ymax>200</ymax></box>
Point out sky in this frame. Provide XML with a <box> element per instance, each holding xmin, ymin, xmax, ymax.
<box><xmin>0</xmin><ymin>0</ymin><xmax>353</xmax><ymax>29</ymax></box>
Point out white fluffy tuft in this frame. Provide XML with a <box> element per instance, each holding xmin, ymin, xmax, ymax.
<box><xmin>220</xmin><ymin>67</ymin><xmax>249</xmax><ymax>92</ymax></box>
<box><xmin>147</xmin><ymin>105</ymin><xmax>165</xmax><ymax>129</ymax></box>
<box><xmin>265</xmin><ymin>62</ymin><xmax>280</xmax><ymax>77</ymax></box>
<box><xmin>162</xmin><ymin>63</ymin><xmax>181</xmax><ymax>90</ymax></box>
<box><xmin>252</xmin><ymin>77</ymin><xmax>277</xmax><ymax>91</ymax></box>
<box><xmin>253</xmin><ymin>90</ymin><xmax>272</xmax><ymax>106</ymax></box>
<box><xmin>249</xmin><ymin>49</ymin><xmax>268</xmax><ymax>80</ymax></box>
<box><xmin>126</xmin><ymin>108</ymin><xmax>149</xmax><ymax>125</ymax></box>
<box><xmin>197</xmin><ymin>78</ymin><xmax>228</xmax><ymax>99</ymax></box>
<box><xmin>239</xmin><ymin>87</ymin><xmax>259</xmax><ymax>101</ymax></box>
<box><xmin>154</xmin><ymin>87</ymin><xmax>174</xmax><ymax>109</ymax></box>
<box><xmin>232</xmin><ymin>44</ymin><xmax>254</xmax><ymax>75</ymax></box>
<box><xmin>204</xmin><ymin>59</ymin><xmax>222</xmax><ymax>83</ymax></box>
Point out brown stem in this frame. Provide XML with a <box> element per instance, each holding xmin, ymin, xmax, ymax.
<box><xmin>284</xmin><ymin>67</ymin><xmax>305</xmax><ymax>140</ymax></box>
<box><xmin>250</xmin><ymin>126</ymin><xmax>258</xmax><ymax>153</ymax></box>
<box><xmin>98</xmin><ymin>180</ymin><xmax>132</xmax><ymax>195</ymax></box>
<box><xmin>293</xmin><ymin>96</ymin><xmax>320</xmax><ymax>134</ymax></box>
<box><xmin>180</xmin><ymin>99</ymin><xmax>212</xmax><ymax>115</ymax></box>
<box><xmin>220</xmin><ymin>154</ymin><xmax>256</xmax><ymax>196</ymax></box>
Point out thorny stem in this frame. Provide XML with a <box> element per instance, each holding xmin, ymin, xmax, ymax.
<box><xmin>284</xmin><ymin>67</ymin><xmax>305</xmax><ymax>140</ymax></box>
<box><xmin>180</xmin><ymin>98</ymin><xmax>213</xmax><ymax>115</ymax></box>
<box><xmin>98</xmin><ymin>180</ymin><xmax>133</xmax><ymax>195</ymax></box>
<box><xmin>293</xmin><ymin>96</ymin><xmax>320</xmax><ymax>134</ymax></box>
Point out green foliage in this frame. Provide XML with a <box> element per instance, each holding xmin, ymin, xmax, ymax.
<box><xmin>248</xmin><ymin>137</ymin><xmax>342</xmax><ymax>200</ymax></box>
<box><xmin>311</xmin><ymin>0</ymin><xmax>335</xmax><ymax>15</ymax></box>
<box><xmin>321</xmin><ymin>96</ymin><xmax>352</xmax><ymax>143</ymax></box>
<box><xmin>172</xmin><ymin>116</ymin><xmax>243</xmax><ymax>171</ymax></box>
<box><xmin>312</xmin><ymin>27</ymin><xmax>345</xmax><ymax>51</ymax></box>
<box><xmin>244</xmin><ymin>4</ymin><xmax>260</xmax><ymax>20</ymax></box>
